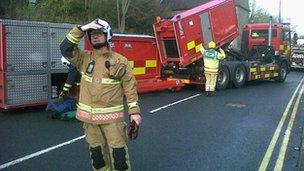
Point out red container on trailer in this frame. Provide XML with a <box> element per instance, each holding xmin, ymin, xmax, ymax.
<box><xmin>153</xmin><ymin>0</ymin><xmax>239</xmax><ymax>67</ymax></box>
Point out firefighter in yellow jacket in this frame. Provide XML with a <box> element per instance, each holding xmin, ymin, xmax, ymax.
<box><xmin>201</xmin><ymin>41</ymin><xmax>226</xmax><ymax>96</ymax></box>
<box><xmin>60</xmin><ymin>19</ymin><xmax>141</xmax><ymax>171</ymax></box>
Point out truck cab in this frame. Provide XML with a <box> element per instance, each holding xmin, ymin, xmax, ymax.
<box><xmin>241</xmin><ymin>23</ymin><xmax>291</xmax><ymax>59</ymax></box>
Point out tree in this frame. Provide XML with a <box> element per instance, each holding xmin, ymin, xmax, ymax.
<box><xmin>127</xmin><ymin>0</ymin><xmax>171</xmax><ymax>34</ymax></box>
<box><xmin>249</xmin><ymin>0</ymin><xmax>298</xmax><ymax>32</ymax></box>
<box><xmin>249</xmin><ymin>5</ymin><xmax>278</xmax><ymax>23</ymax></box>
<box><xmin>0</xmin><ymin>0</ymin><xmax>171</xmax><ymax>34</ymax></box>
<box><xmin>0</xmin><ymin>0</ymin><xmax>28</xmax><ymax>19</ymax></box>
<box><xmin>116</xmin><ymin>0</ymin><xmax>131</xmax><ymax>33</ymax></box>
<box><xmin>249</xmin><ymin>0</ymin><xmax>278</xmax><ymax>23</ymax></box>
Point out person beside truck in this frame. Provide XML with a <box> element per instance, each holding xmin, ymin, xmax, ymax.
<box><xmin>60</xmin><ymin>18</ymin><xmax>141</xmax><ymax>171</ymax></box>
<box><xmin>201</xmin><ymin>41</ymin><xmax>226</xmax><ymax>96</ymax></box>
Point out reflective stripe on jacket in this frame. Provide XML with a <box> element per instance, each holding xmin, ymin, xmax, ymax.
<box><xmin>203</xmin><ymin>49</ymin><xmax>226</xmax><ymax>73</ymax></box>
<box><xmin>60</xmin><ymin>27</ymin><xmax>140</xmax><ymax>124</ymax></box>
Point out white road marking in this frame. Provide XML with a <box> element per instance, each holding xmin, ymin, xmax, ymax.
<box><xmin>149</xmin><ymin>93</ymin><xmax>202</xmax><ymax>113</ymax></box>
<box><xmin>0</xmin><ymin>135</ymin><xmax>85</xmax><ymax>170</ymax></box>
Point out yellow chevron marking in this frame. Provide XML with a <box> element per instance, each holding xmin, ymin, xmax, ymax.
<box><xmin>133</xmin><ymin>67</ymin><xmax>145</xmax><ymax>75</ymax></box>
<box><xmin>145</xmin><ymin>60</ymin><xmax>157</xmax><ymax>67</ymax></box>
<box><xmin>187</xmin><ymin>41</ymin><xmax>195</xmax><ymax>50</ymax></box>
<box><xmin>195</xmin><ymin>43</ymin><xmax>203</xmax><ymax>53</ymax></box>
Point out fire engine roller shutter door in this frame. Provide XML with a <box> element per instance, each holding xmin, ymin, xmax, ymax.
<box><xmin>6</xmin><ymin>74</ymin><xmax>48</xmax><ymax>105</ymax></box>
<box><xmin>50</xmin><ymin>25</ymin><xmax>84</xmax><ymax>70</ymax></box>
<box><xmin>200</xmin><ymin>12</ymin><xmax>212</xmax><ymax>47</ymax></box>
<box><xmin>6</xmin><ymin>24</ymin><xmax>48</xmax><ymax>72</ymax></box>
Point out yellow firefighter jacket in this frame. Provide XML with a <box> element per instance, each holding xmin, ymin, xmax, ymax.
<box><xmin>61</xmin><ymin>27</ymin><xmax>140</xmax><ymax>124</ymax></box>
<box><xmin>202</xmin><ymin>48</ymin><xmax>226</xmax><ymax>73</ymax></box>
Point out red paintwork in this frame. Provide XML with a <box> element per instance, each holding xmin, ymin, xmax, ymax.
<box><xmin>154</xmin><ymin>0</ymin><xmax>239</xmax><ymax>67</ymax></box>
<box><xmin>0</xmin><ymin>72</ymin><xmax>5</xmax><ymax>108</ymax></box>
<box><xmin>244</xmin><ymin>23</ymin><xmax>291</xmax><ymax>56</ymax></box>
<box><xmin>137</xmin><ymin>78</ymin><xmax>184</xmax><ymax>93</ymax></box>
<box><xmin>85</xmin><ymin>34</ymin><xmax>184</xmax><ymax>93</ymax></box>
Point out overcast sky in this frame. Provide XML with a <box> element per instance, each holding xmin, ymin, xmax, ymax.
<box><xmin>254</xmin><ymin>0</ymin><xmax>303</xmax><ymax>35</ymax></box>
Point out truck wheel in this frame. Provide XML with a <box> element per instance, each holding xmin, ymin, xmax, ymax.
<box><xmin>217</xmin><ymin>65</ymin><xmax>230</xmax><ymax>90</ymax></box>
<box><xmin>275</xmin><ymin>63</ymin><xmax>288</xmax><ymax>82</ymax></box>
<box><xmin>232</xmin><ymin>64</ymin><xmax>246</xmax><ymax>88</ymax></box>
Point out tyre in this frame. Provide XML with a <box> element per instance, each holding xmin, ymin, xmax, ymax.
<box><xmin>217</xmin><ymin>65</ymin><xmax>230</xmax><ymax>90</ymax></box>
<box><xmin>275</xmin><ymin>63</ymin><xmax>288</xmax><ymax>82</ymax></box>
<box><xmin>170</xmin><ymin>86</ymin><xmax>182</xmax><ymax>92</ymax></box>
<box><xmin>232</xmin><ymin>64</ymin><xmax>246</xmax><ymax>88</ymax></box>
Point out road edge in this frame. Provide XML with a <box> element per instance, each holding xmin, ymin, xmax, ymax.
<box><xmin>298</xmin><ymin>122</ymin><xmax>304</xmax><ymax>171</ymax></box>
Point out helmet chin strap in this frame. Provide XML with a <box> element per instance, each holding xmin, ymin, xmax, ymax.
<box><xmin>93</xmin><ymin>42</ymin><xmax>108</xmax><ymax>49</ymax></box>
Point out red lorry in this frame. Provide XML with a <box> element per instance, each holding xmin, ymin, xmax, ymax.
<box><xmin>0</xmin><ymin>0</ymin><xmax>291</xmax><ymax>109</ymax></box>
<box><xmin>154</xmin><ymin>0</ymin><xmax>291</xmax><ymax>90</ymax></box>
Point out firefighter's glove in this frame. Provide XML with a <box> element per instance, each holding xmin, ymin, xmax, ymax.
<box><xmin>128</xmin><ymin>114</ymin><xmax>141</xmax><ymax>140</ymax></box>
<box><xmin>130</xmin><ymin>114</ymin><xmax>142</xmax><ymax>125</ymax></box>
<box><xmin>105</xmin><ymin>59</ymin><xmax>127</xmax><ymax>79</ymax></box>
<box><xmin>200</xmin><ymin>45</ymin><xmax>205</xmax><ymax>54</ymax></box>
<box><xmin>80</xmin><ymin>19</ymin><xmax>103</xmax><ymax>32</ymax></box>
<box><xmin>59</xmin><ymin>90</ymin><xmax>68</xmax><ymax>100</ymax></box>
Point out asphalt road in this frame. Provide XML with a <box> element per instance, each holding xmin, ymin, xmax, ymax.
<box><xmin>0</xmin><ymin>71</ymin><xmax>304</xmax><ymax>171</ymax></box>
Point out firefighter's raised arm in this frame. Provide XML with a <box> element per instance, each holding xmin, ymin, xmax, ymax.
<box><xmin>200</xmin><ymin>44</ymin><xmax>206</xmax><ymax>55</ymax></box>
<box><xmin>60</xmin><ymin>19</ymin><xmax>103</xmax><ymax>69</ymax></box>
<box><xmin>217</xmin><ymin>48</ymin><xmax>226</xmax><ymax>60</ymax></box>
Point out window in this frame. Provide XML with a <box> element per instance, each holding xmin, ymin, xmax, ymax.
<box><xmin>251</xmin><ymin>29</ymin><xmax>277</xmax><ymax>39</ymax></box>
<box><xmin>282</xmin><ymin>30</ymin><xmax>290</xmax><ymax>41</ymax></box>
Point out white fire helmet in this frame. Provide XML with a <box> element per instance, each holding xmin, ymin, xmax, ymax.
<box><xmin>89</xmin><ymin>18</ymin><xmax>113</xmax><ymax>44</ymax></box>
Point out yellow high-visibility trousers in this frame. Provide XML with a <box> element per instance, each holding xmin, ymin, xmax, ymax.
<box><xmin>205</xmin><ymin>72</ymin><xmax>218</xmax><ymax>91</ymax></box>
